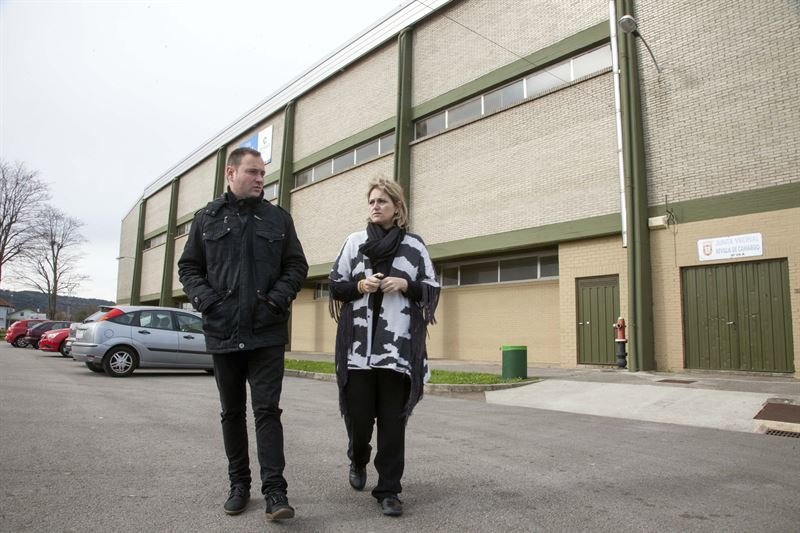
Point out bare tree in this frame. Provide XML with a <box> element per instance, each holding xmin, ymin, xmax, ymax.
<box><xmin>17</xmin><ymin>206</ymin><xmax>88</xmax><ymax>318</ymax></box>
<box><xmin>0</xmin><ymin>160</ymin><xmax>50</xmax><ymax>287</ymax></box>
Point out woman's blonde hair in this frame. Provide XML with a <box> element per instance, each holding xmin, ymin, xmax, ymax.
<box><xmin>367</xmin><ymin>176</ymin><xmax>408</xmax><ymax>229</ymax></box>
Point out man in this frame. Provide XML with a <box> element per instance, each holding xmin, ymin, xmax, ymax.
<box><xmin>178</xmin><ymin>147</ymin><xmax>308</xmax><ymax>521</ymax></box>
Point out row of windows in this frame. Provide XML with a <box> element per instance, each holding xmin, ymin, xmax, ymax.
<box><xmin>415</xmin><ymin>44</ymin><xmax>612</xmax><ymax>139</ymax></box>
<box><xmin>310</xmin><ymin>253</ymin><xmax>558</xmax><ymax>296</ymax></box>
<box><xmin>440</xmin><ymin>253</ymin><xmax>558</xmax><ymax>287</ymax></box>
<box><xmin>143</xmin><ymin>232</ymin><xmax>167</xmax><ymax>250</ymax></box>
<box><xmin>295</xmin><ymin>131</ymin><xmax>395</xmax><ymax>189</ymax></box>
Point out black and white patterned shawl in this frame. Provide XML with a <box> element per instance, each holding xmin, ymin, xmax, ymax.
<box><xmin>329</xmin><ymin>230</ymin><xmax>440</xmax><ymax>417</ymax></box>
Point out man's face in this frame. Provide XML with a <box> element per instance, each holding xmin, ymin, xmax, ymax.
<box><xmin>227</xmin><ymin>154</ymin><xmax>265</xmax><ymax>199</ymax></box>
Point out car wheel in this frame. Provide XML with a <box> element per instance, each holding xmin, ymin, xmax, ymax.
<box><xmin>85</xmin><ymin>362</ymin><xmax>104</xmax><ymax>373</ymax></box>
<box><xmin>59</xmin><ymin>342</ymin><xmax>69</xmax><ymax>357</ymax></box>
<box><xmin>13</xmin><ymin>337</ymin><xmax>27</xmax><ymax>348</ymax></box>
<box><xmin>103</xmin><ymin>347</ymin><xmax>137</xmax><ymax>377</ymax></box>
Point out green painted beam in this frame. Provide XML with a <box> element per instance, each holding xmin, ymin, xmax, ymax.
<box><xmin>143</xmin><ymin>226</ymin><xmax>168</xmax><ymax>241</ymax></box>
<box><xmin>412</xmin><ymin>21</ymin><xmax>610</xmax><ymax>120</ymax></box>
<box><xmin>264</xmin><ymin>170</ymin><xmax>280</xmax><ymax>186</ymax></box>
<box><xmin>130</xmin><ymin>201</ymin><xmax>146</xmax><ymax>306</ymax></box>
<box><xmin>394</xmin><ymin>27</ymin><xmax>414</xmax><ymax>202</ymax></box>
<box><xmin>214</xmin><ymin>147</ymin><xmax>226</xmax><ymax>198</ymax></box>
<box><xmin>159</xmin><ymin>179</ymin><xmax>180</xmax><ymax>307</ymax></box>
<box><xmin>176</xmin><ymin>212</ymin><xmax>195</xmax><ymax>226</ymax></box>
<box><xmin>279</xmin><ymin>102</ymin><xmax>296</xmax><ymax>209</ymax></box>
<box><xmin>292</xmin><ymin>117</ymin><xmax>395</xmax><ymax>173</ymax></box>
<box><xmin>648</xmin><ymin>182</ymin><xmax>800</xmax><ymax>222</ymax></box>
<box><xmin>139</xmin><ymin>292</ymin><xmax>161</xmax><ymax>304</ymax></box>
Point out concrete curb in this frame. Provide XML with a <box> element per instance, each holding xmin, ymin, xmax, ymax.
<box><xmin>284</xmin><ymin>369</ymin><xmax>539</xmax><ymax>392</ymax></box>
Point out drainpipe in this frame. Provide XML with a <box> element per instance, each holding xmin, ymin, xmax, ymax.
<box><xmin>609</xmin><ymin>1</ymin><xmax>628</xmax><ymax>248</ymax></box>
<box><xmin>394</xmin><ymin>27</ymin><xmax>414</xmax><ymax>206</ymax></box>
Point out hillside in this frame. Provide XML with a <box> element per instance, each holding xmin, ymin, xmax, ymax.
<box><xmin>0</xmin><ymin>289</ymin><xmax>115</xmax><ymax>321</ymax></box>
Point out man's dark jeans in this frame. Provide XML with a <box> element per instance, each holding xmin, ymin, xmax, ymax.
<box><xmin>213</xmin><ymin>345</ymin><xmax>287</xmax><ymax>496</ymax></box>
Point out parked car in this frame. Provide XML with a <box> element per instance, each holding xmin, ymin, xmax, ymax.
<box><xmin>23</xmin><ymin>321</ymin><xmax>73</xmax><ymax>349</ymax></box>
<box><xmin>71</xmin><ymin>305</ymin><xmax>211</xmax><ymax>377</ymax></box>
<box><xmin>6</xmin><ymin>319</ymin><xmax>46</xmax><ymax>347</ymax></box>
<box><xmin>39</xmin><ymin>328</ymin><xmax>71</xmax><ymax>357</ymax></box>
<box><xmin>63</xmin><ymin>308</ymin><xmax>110</xmax><ymax>357</ymax></box>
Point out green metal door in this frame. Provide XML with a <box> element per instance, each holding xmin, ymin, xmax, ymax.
<box><xmin>577</xmin><ymin>276</ymin><xmax>619</xmax><ymax>365</ymax></box>
<box><xmin>682</xmin><ymin>259</ymin><xmax>794</xmax><ymax>372</ymax></box>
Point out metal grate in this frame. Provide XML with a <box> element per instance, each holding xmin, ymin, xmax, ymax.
<box><xmin>657</xmin><ymin>379</ymin><xmax>696</xmax><ymax>384</ymax></box>
<box><xmin>765</xmin><ymin>429</ymin><xmax>800</xmax><ymax>438</ymax></box>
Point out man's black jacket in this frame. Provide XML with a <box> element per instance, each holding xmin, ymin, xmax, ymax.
<box><xmin>178</xmin><ymin>192</ymin><xmax>308</xmax><ymax>353</ymax></box>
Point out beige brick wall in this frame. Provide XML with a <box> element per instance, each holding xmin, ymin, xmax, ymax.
<box><xmin>140</xmin><ymin>245</ymin><xmax>166</xmax><ymax>297</ymax></box>
<box><xmin>411</xmin><ymin>74</ymin><xmax>617</xmax><ymax>244</ymax></box>
<box><xmin>228</xmin><ymin>112</ymin><xmax>285</xmax><ymax>175</ymax></box>
<box><xmin>638</xmin><ymin>0</ymin><xmax>800</xmax><ymax>205</ymax></box>
<box><xmin>291</xmin><ymin>288</ymin><xmax>337</xmax><ymax>353</ymax></box>
<box><xmin>291</xmin><ymin>155</ymin><xmax>395</xmax><ymax>267</ymax></box>
<box><xmin>176</xmin><ymin>156</ymin><xmax>216</xmax><ymax>220</ymax></box>
<box><xmin>427</xmin><ymin>280</ymin><xmax>560</xmax><ymax>364</ymax></box>
<box><xmin>116</xmin><ymin>204</ymin><xmax>140</xmax><ymax>301</ymax></box>
<box><xmin>294</xmin><ymin>42</ymin><xmax>397</xmax><ymax>161</ymax></box>
<box><xmin>559</xmin><ymin>236</ymin><xmax>628</xmax><ymax>367</ymax></box>
<box><xmin>650</xmin><ymin>208</ymin><xmax>800</xmax><ymax>377</ymax></box>
<box><xmin>412</xmin><ymin>0</ymin><xmax>606</xmax><ymax>106</ymax></box>
<box><xmin>144</xmin><ymin>186</ymin><xmax>171</xmax><ymax>235</ymax></box>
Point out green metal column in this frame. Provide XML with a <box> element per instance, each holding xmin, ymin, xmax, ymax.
<box><xmin>393</xmin><ymin>27</ymin><xmax>414</xmax><ymax>204</ymax></box>
<box><xmin>214</xmin><ymin>147</ymin><xmax>227</xmax><ymax>198</ymax></box>
<box><xmin>278</xmin><ymin>101</ymin><xmax>296</xmax><ymax>210</ymax></box>
<box><xmin>618</xmin><ymin>0</ymin><xmax>655</xmax><ymax>371</ymax></box>
<box><xmin>130</xmin><ymin>200</ymin><xmax>146</xmax><ymax>305</ymax></box>
<box><xmin>159</xmin><ymin>179</ymin><xmax>180</xmax><ymax>307</ymax></box>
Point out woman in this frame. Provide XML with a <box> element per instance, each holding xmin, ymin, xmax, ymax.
<box><xmin>329</xmin><ymin>176</ymin><xmax>439</xmax><ymax>517</ymax></box>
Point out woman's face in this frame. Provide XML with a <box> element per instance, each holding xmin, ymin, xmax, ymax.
<box><xmin>368</xmin><ymin>187</ymin><xmax>397</xmax><ymax>229</ymax></box>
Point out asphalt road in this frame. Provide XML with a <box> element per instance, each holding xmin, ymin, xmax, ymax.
<box><xmin>1</xmin><ymin>343</ymin><xmax>798</xmax><ymax>533</ymax></box>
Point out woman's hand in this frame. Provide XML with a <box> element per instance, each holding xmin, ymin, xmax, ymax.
<box><xmin>359</xmin><ymin>273</ymin><xmax>384</xmax><ymax>294</ymax></box>
<box><xmin>379</xmin><ymin>276</ymin><xmax>408</xmax><ymax>294</ymax></box>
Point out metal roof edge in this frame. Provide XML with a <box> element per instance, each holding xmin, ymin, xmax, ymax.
<box><xmin>142</xmin><ymin>0</ymin><xmax>452</xmax><ymax>199</ymax></box>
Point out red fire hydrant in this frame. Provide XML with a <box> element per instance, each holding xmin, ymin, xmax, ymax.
<box><xmin>613</xmin><ymin>317</ymin><xmax>628</xmax><ymax>368</ymax></box>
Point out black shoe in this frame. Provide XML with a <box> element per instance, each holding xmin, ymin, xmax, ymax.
<box><xmin>378</xmin><ymin>495</ymin><xmax>403</xmax><ymax>517</ymax></box>
<box><xmin>265</xmin><ymin>492</ymin><xmax>295</xmax><ymax>521</ymax></box>
<box><xmin>223</xmin><ymin>485</ymin><xmax>250</xmax><ymax>515</ymax></box>
<box><xmin>349</xmin><ymin>464</ymin><xmax>366</xmax><ymax>491</ymax></box>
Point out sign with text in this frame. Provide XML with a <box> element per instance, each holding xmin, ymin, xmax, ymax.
<box><xmin>697</xmin><ymin>233</ymin><xmax>763</xmax><ymax>262</ymax></box>
<box><xmin>239</xmin><ymin>125</ymin><xmax>273</xmax><ymax>164</ymax></box>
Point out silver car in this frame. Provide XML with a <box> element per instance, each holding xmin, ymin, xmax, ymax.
<box><xmin>71</xmin><ymin>305</ymin><xmax>212</xmax><ymax>377</ymax></box>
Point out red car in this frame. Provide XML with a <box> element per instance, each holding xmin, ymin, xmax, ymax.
<box><xmin>39</xmin><ymin>327</ymin><xmax>71</xmax><ymax>357</ymax></box>
<box><xmin>5</xmin><ymin>319</ymin><xmax>46</xmax><ymax>348</ymax></box>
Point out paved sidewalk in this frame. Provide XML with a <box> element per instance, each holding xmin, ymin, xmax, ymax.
<box><xmin>288</xmin><ymin>351</ymin><xmax>800</xmax><ymax>434</ymax></box>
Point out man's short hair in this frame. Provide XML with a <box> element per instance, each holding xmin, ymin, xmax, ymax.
<box><xmin>227</xmin><ymin>147</ymin><xmax>262</xmax><ymax>168</ymax></box>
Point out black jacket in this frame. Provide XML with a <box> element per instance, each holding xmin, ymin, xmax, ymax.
<box><xmin>178</xmin><ymin>192</ymin><xmax>308</xmax><ymax>353</ymax></box>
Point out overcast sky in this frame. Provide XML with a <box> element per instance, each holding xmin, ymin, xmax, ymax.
<box><xmin>0</xmin><ymin>0</ymin><xmax>406</xmax><ymax>301</ymax></box>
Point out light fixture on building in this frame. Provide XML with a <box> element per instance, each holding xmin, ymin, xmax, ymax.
<box><xmin>618</xmin><ymin>14</ymin><xmax>662</xmax><ymax>73</ymax></box>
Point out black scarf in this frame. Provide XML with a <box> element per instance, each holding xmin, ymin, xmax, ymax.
<box><xmin>358</xmin><ymin>223</ymin><xmax>405</xmax><ymax>276</ymax></box>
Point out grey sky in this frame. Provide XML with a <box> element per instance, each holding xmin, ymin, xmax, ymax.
<box><xmin>0</xmin><ymin>0</ymin><xmax>404</xmax><ymax>301</ymax></box>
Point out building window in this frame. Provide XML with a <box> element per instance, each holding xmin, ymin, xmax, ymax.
<box><xmin>313</xmin><ymin>282</ymin><xmax>329</xmax><ymax>300</ymax></box>
<box><xmin>414</xmin><ymin>43</ymin><xmax>612</xmax><ymax>140</ymax></box>
<box><xmin>439</xmin><ymin>252</ymin><xmax>558</xmax><ymax>287</ymax></box>
<box><xmin>294</xmin><ymin>130</ymin><xmax>395</xmax><ymax>189</ymax></box>
<box><xmin>175</xmin><ymin>221</ymin><xmax>192</xmax><ymax>237</ymax></box>
<box><xmin>264</xmin><ymin>182</ymin><xmax>279</xmax><ymax>201</ymax></box>
<box><xmin>143</xmin><ymin>232</ymin><xmax>167</xmax><ymax>250</ymax></box>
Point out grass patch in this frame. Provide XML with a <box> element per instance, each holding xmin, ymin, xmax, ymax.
<box><xmin>285</xmin><ymin>359</ymin><xmax>527</xmax><ymax>385</ymax></box>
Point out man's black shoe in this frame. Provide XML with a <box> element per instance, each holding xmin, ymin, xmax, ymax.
<box><xmin>223</xmin><ymin>485</ymin><xmax>250</xmax><ymax>515</ymax></box>
<box><xmin>349</xmin><ymin>464</ymin><xmax>367</xmax><ymax>491</ymax></box>
<box><xmin>378</xmin><ymin>495</ymin><xmax>403</xmax><ymax>516</ymax></box>
<box><xmin>265</xmin><ymin>492</ymin><xmax>295</xmax><ymax>521</ymax></box>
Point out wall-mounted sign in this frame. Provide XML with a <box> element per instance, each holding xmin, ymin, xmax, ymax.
<box><xmin>697</xmin><ymin>233</ymin><xmax>763</xmax><ymax>262</ymax></box>
<box><xmin>239</xmin><ymin>125</ymin><xmax>273</xmax><ymax>164</ymax></box>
